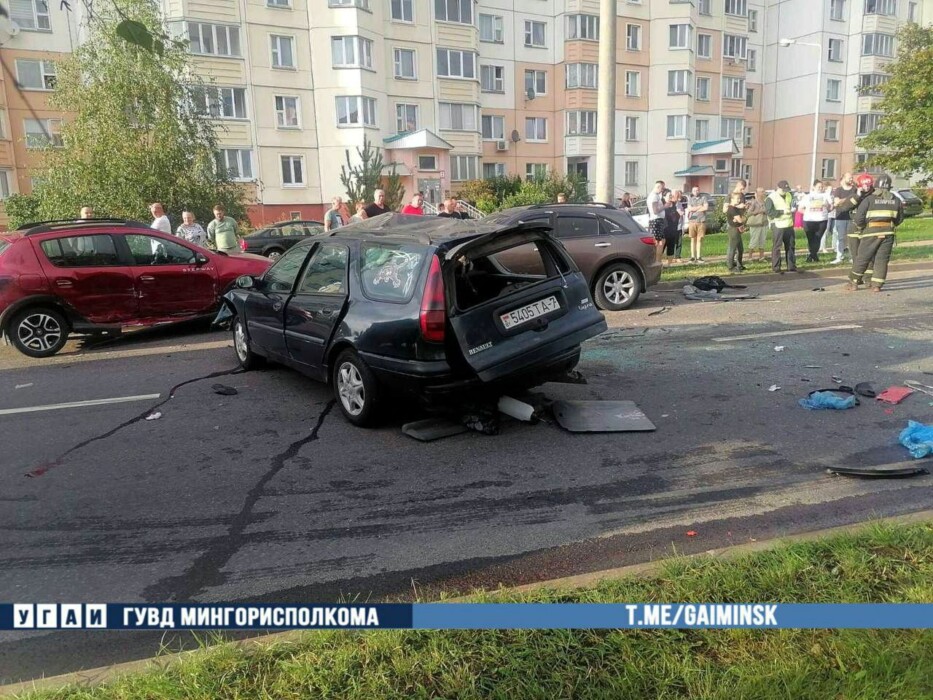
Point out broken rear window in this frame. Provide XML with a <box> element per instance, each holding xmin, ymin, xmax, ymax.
<box><xmin>359</xmin><ymin>242</ymin><xmax>425</xmax><ymax>303</ymax></box>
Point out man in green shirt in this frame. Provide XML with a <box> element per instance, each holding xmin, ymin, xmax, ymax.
<box><xmin>207</xmin><ymin>204</ymin><xmax>239</xmax><ymax>254</ymax></box>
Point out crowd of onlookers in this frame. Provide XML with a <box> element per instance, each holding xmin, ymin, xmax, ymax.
<box><xmin>322</xmin><ymin>189</ymin><xmax>472</xmax><ymax>232</ymax></box>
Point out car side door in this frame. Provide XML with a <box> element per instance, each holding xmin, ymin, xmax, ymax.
<box><xmin>552</xmin><ymin>214</ymin><xmax>603</xmax><ymax>278</ymax></box>
<box><xmin>122</xmin><ymin>233</ymin><xmax>217</xmax><ymax>317</ymax></box>
<box><xmin>283</xmin><ymin>242</ymin><xmax>350</xmax><ymax>378</ymax></box>
<box><xmin>245</xmin><ymin>245</ymin><xmax>309</xmax><ymax>357</ymax></box>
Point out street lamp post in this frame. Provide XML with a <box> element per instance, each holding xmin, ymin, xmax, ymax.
<box><xmin>779</xmin><ymin>38</ymin><xmax>823</xmax><ymax>186</ymax></box>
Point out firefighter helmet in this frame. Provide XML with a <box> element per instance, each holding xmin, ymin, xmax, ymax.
<box><xmin>855</xmin><ymin>173</ymin><xmax>875</xmax><ymax>190</ymax></box>
<box><xmin>875</xmin><ymin>173</ymin><xmax>893</xmax><ymax>189</ymax></box>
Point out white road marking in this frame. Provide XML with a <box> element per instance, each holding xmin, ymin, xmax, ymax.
<box><xmin>0</xmin><ymin>394</ymin><xmax>161</xmax><ymax>416</ymax></box>
<box><xmin>14</xmin><ymin>383</ymin><xmax>33</xmax><ymax>389</ymax></box>
<box><xmin>713</xmin><ymin>324</ymin><xmax>862</xmax><ymax>343</ymax></box>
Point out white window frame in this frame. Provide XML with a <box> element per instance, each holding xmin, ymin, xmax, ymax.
<box><xmin>479</xmin><ymin>14</ymin><xmax>504</xmax><ymax>43</ymax></box>
<box><xmin>696</xmin><ymin>119</ymin><xmax>710</xmax><ymax>141</ymax></box>
<box><xmin>830</xmin><ymin>0</ymin><xmax>846</xmax><ymax>20</ymax></box>
<box><xmin>187</xmin><ymin>22</ymin><xmax>241</xmax><ymax>57</ymax></box>
<box><xmin>480</xmin><ymin>64</ymin><xmax>505</xmax><ymax>93</ymax></box>
<box><xmin>697</xmin><ymin>33</ymin><xmax>712</xmax><ymax>59</ymax></box>
<box><xmin>15</xmin><ymin>59</ymin><xmax>56</xmax><ymax>90</ymax></box>
<box><xmin>439</xmin><ymin>103</ymin><xmax>478</xmax><ymax>131</ymax></box>
<box><xmin>669</xmin><ymin>24</ymin><xmax>692</xmax><ymax>50</ymax></box>
<box><xmin>10</xmin><ymin>0</ymin><xmax>51</xmax><ymax>31</ymax></box>
<box><xmin>723</xmin><ymin>34</ymin><xmax>748</xmax><ymax>59</ymax></box>
<box><xmin>698</xmin><ymin>0</ymin><xmax>711</xmax><ymax>15</ymax></box>
<box><xmin>331</xmin><ymin>36</ymin><xmax>374</xmax><ymax>69</ymax></box>
<box><xmin>567</xmin><ymin>14</ymin><xmax>599</xmax><ymax>41</ymax></box>
<box><xmin>267</xmin><ymin>0</ymin><xmax>291</xmax><ymax>8</ymax></box>
<box><xmin>624</xmin><ymin>161</ymin><xmax>639</xmax><ymax>187</ymax></box>
<box><xmin>335</xmin><ymin>96</ymin><xmax>377</xmax><ymax>127</ymax></box>
<box><xmin>567</xmin><ymin>111</ymin><xmax>597</xmax><ymax>136</ymax></box>
<box><xmin>329</xmin><ymin>0</ymin><xmax>370</xmax><ymax>7</ymax></box>
<box><xmin>625</xmin><ymin>24</ymin><xmax>641</xmax><ymax>51</ymax></box>
<box><xmin>666</xmin><ymin>115</ymin><xmax>689</xmax><ymax>139</ymax></box>
<box><xmin>524</xmin><ymin>20</ymin><xmax>547</xmax><ymax>48</ymax></box>
<box><xmin>434</xmin><ymin>0</ymin><xmax>472</xmax><ymax>24</ymax></box>
<box><xmin>730</xmin><ymin>158</ymin><xmax>743</xmax><ymax>178</ymax></box>
<box><xmin>450</xmin><ymin>155</ymin><xmax>478</xmax><ymax>182</ymax></box>
<box><xmin>624</xmin><ymin>116</ymin><xmax>638</xmax><ymax>141</ymax></box>
<box><xmin>857</xmin><ymin>113</ymin><xmax>882</xmax><ymax>135</ymax></box>
<box><xmin>668</xmin><ymin>70</ymin><xmax>691</xmax><ymax>95</ymax></box>
<box><xmin>864</xmin><ymin>0</ymin><xmax>896</xmax><ymax>16</ymax></box>
<box><xmin>908</xmin><ymin>1</ymin><xmax>917</xmax><ymax>21</ymax></box>
<box><xmin>824</xmin><ymin>119</ymin><xmax>840</xmax><ymax>141</ymax></box>
<box><xmin>418</xmin><ymin>155</ymin><xmax>438</xmax><ymax>171</ymax></box>
<box><xmin>395</xmin><ymin>103</ymin><xmax>419</xmax><ymax>133</ymax></box>
<box><xmin>0</xmin><ymin>170</ymin><xmax>12</xmax><ymax>199</ymax></box>
<box><xmin>748</xmin><ymin>9</ymin><xmax>758</xmax><ymax>32</ymax></box>
<box><xmin>722</xmin><ymin>76</ymin><xmax>746</xmax><ymax>100</ymax></box>
<box><xmin>828</xmin><ymin>38</ymin><xmax>844</xmax><ymax>62</ymax></box>
<box><xmin>192</xmin><ymin>86</ymin><xmax>248</xmax><ymax>120</ymax></box>
<box><xmin>745</xmin><ymin>87</ymin><xmax>755</xmax><ymax>108</ymax></box>
<box><xmin>566</xmin><ymin>63</ymin><xmax>597</xmax><ymax>89</ymax></box>
<box><xmin>391</xmin><ymin>0</ymin><xmax>413</xmax><ymax>22</ymax></box>
<box><xmin>481</xmin><ymin>114</ymin><xmax>505</xmax><ymax>140</ymax></box>
<box><xmin>525</xmin><ymin>116</ymin><xmax>548</xmax><ymax>142</ymax></box>
<box><xmin>526</xmin><ymin>163</ymin><xmax>548</xmax><ymax>180</ymax></box>
<box><xmin>862</xmin><ymin>33</ymin><xmax>894</xmax><ymax>57</ymax></box>
<box><xmin>696</xmin><ymin>76</ymin><xmax>710</xmax><ymax>101</ymax></box>
<box><xmin>524</xmin><ymin>70</ymin><xmax>547</xmax><ymax>96</ymax></box>
<box><xmin>436</xmin><ymin>48</ymin><xmax>476</xmax><ymax>79</ymax></box>
<box><xmin>270</xmin><ymin>35</ymin><xmax>296</xmax><ymax>69</ymax></box>
<box><xmin>821</xmin><ymin>158</ymin><xmax>837</xmax><ymax>179</ymax></box>
<box><xmin>720</xmin><ymin>117</ymin><xmax>745</xmax><ymax>141</ymax></box>
<box><xmin>217</xmin><ymin>148</ymin><xmax>253</xmax><ymax>181</ymax></box>
<box><xmin>483</xmin><ymin>162</ymin><xmax>507</xmax><ymax>179</ymax></box>
<box><xmin>624</xmin><ymin>70</ymin><xmax>640</xmax><ymax>97</ymax></box>
<box><xmin>742</xmin><ymin>164</ymin><xmax>752</xmax><ymax>182</ymax></box>
<box><xmin>826</xmin><ymin>78</ymin><xmax>842</xmax><ymax>102</ymax></box>
<box><xmin>747</xmin><ymin>48</ymin><xmax>757</xmax><ymax>72</ymax></box>
<box><xmin>280</xmin><ymin>155</ymin><xmax>305</xmax><ymax>187</ymax></box>
<box><xmin>394</xmin><ymin>48</ymin><xmax>417</xmax><ymax>79</ymax></box>
<box><xmin>274</xmin><ymin>95</ymin><xmax>300</xmax><ymax>129</ymax></box>
<box><xmin>24</xmin><ymin>117</ymin><xmax>63</xmax><ymax>148</ymax></box>
<box><xmin>743</xmin><ymin>126</ymin><xmax>753</xmax><ymax>147</ymax></box>
<box><xmin>725</xmin><ymin>0</ymin><xmax>747</xmax><ymax>16</ymax></box>
<box><xmin>859</xmin><ymin>73</ymin><xmax>889</xmax><ymax>96</ymax></box>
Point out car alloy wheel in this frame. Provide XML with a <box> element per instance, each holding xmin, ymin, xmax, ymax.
<box><xmin>266</xmin><ymin>249</ymin><xmax>283</xmax><ymax>261</ymax></box>
<box><xmin>232</xmin><ymin>316</ymin><xmax>262</xmax><ymax>370</ymax></box>
<box><xmin>337</xmin><ymin>362</ymin><xmax>365</xmax><ymax>416</ymax></box>
<box><xmin>332</xmin><ymin>349</ymin><xmax>380</xmax><ymax>427</ymax></box>
<box><xmin>10</xmin><ymin>307</ymin><xmax>68</xmax><ymax>358</ymax></box>
<box><xmin>594</xmin><ymin>262</ymin><xmax>641</xmax><ymax>311</ymax></box>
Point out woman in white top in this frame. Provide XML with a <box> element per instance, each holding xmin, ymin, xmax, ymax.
<box><xmin>798</xmin><ymin>180</ymin><xmax>832</xmax><ymax>263</ymax></box>
<box><xmin>175</xmin><ymin>210</ymin><xmax>208</xmax><ymax>248</ymax></box>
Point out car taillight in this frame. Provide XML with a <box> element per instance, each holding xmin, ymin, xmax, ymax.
<box><xmin>420</xmin><ymin>255</ymin><xmax>446</xmax><ymax>343</ymax></box>
<box><xmin>239</xmin><ymin>239</ymin><xmax>247</xmax><ymax>251</ymax></box>
<box><xmin>639</xmin><ymin>237</ymin><xmax>655</xmax><ymax>246</ymax></box>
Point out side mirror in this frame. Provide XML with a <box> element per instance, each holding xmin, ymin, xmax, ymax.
<box><xmin>194</xmin><ymin>253</ymin><xmax>209</xmax><ymax>267</ymax></box>
<box><xmin>235</xmin><ymin>275</ymin><xmax>255</xmax><ymax>290</ymax></box>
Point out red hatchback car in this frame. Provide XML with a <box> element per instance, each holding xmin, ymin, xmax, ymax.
<box><xmin>0</xmin><ymin>219</ymin><xmax>271</xmax><ymax>357</ymax></box>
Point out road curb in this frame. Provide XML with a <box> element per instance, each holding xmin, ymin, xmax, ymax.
<box><xmin>2</xmin><ymin>509</ymin><xmax>931</xmax><ymax>698</ymax></box>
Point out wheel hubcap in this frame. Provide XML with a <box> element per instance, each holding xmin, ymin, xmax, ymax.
<box><xmin>336</xmin><ymin>362</ymin><xmax>365</xmax><ymax>416</ymax></box>
<box><xmin>268</xmin><ymin>251</ymin><xmax>282</xmax><ymax>261</ymax></box>
<box><xmin>17</xmin><ymin>313</ymin><xmax>62</xmax><ymax>352</ymax></box>
<box><xmin>603</xmin><ymin>271</ymin><xmax>635</xmax><ymax>305</ymax></box>
<box><xmin>234</xmin><ymin>321</ymin><xmax>248</xmax><ymax>361</ymax></box>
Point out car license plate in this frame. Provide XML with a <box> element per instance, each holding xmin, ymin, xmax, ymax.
<box><xmin>500</xmin><ymin>296</ymin><xmax>560</xmax><ymax>330</ymax></box>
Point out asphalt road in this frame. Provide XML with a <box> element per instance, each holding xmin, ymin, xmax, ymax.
<box><xmin>1</xmin><ymin>265</ymin><xmax>932</xmax><ymax>683</ymax></box>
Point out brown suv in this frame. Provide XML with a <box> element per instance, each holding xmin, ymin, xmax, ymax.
<box><xmin>482</xmin><ymin>204</ymin><xmax>662</xmax><ymax>311</ymax></box>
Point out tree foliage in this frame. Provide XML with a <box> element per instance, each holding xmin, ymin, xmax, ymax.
<box><xmin>857</xmin><ymin>23</ymin><xmax>933</xmax><ymax>184</ymax></box>
<box><xmin>456</xmin><ymin>172</ymin><xmax>592</xmax><ymax>213</ymax></box>
<box><xmin>11</xmin><ymin>0</ymin><xmax>246</xmax><ymax>228</ymax></box>
<box><xmin>339</xmin><ymin>138</ymin><xmax>405</xmax><ymax>210</ymax></box>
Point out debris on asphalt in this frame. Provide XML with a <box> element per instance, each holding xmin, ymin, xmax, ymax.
<box><xmin>876</xmin><ymin>386</ymin><xmax>914</xmax><ymax>405</ymax></box>
<box><xmin>768</xmin><ymin>385</ymin><xmax>781</xmax><ymax>392</ymax></box>
<box><xmin>827</xmin><ymin>464</ymin><xmax>928</xmax><ymax>478</ymax></box>
<box><xmin>832</xmin><ymin>376</ymin><xmax>843</xmax><ymax>384</ymax></box>
<box><xmin>145</xmin><ymin>411</ymin><xmax>162</xmax><ymax>421</ymax></box>
<box><xmin>905</xmin><ymin>380</ymin><xmax>933</xmax><ymax>397</ymax></box>
<box><xmin>402</xmin><ymin>418</ymin><xmax>468</xmax><ymax>442</ymax></box>
<box><xmin>14</xmin><ymin>383</ymin><xmax>33</xmax><ymax>389</ymax></box>
<box><xmin>648</xmin><ymin>305</ymin><xmax>672</xmax><ymax>316</ymax></box>
<box><xmin>692</xmin><ymin>276</ymin><xmax>747</xmax><ymax>291</ymax></box>
<box><xmin>804</xmin><ymin>365</ymin><xmax>822</xmax><ymax>369</ymax></box>
<box><xmin>799</xmin><ymin>391</ymin><xmax>857</xmax><ymax>410</ymax></box>
<box><xmin>686</xmin><ymin>530</ymin><xmax>697</xmax><ymax>537</ymax></box>
<box><xmin>462</xmin><ymin>409</ymin><xmax>500</xmax><ymax>435</ymax></box>
<box><xmin>212</xmin><ymin>384</ymin><xmax>239</xmax><ymax>396</ymax></box>
<box><xmin>497</xmin><ymin>396</ymin><xmax>537</xmax><ymax>422</ymax></box>
<box><xmin>683</xmin><ymin>285</ymin><xmax>759</xmax><ymax>302</ymax></box>
<box><xmin>899</xmin><ymin>421</ymin><xmax>933</xmax><ymax>459</ymax></box>
<box><xmin>552</xmin><ymin>400</ymin><xmax>656</xmax><ymax>433</ymax></box>
<box><xmin>547</xmin><ymin>370</ymin><xmax>587</xmax><ymax>385</ymax></box>
<box><xmin>855</xmin><ymin>382</ymin><xmax>877</xmax><ymax>398</ymax></box>
<box><xmin>812</xmin><ymin>287</ymin><xmax>826</xmax><ymax>292</ymax></box>
<box><xmin>774</xmin><ymin>346</ymin><xmax>785</xmax><ymax>352</ymax></box>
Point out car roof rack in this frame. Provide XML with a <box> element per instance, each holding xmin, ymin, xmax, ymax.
<box><xmin>527</xmin><ymin>202</ymin><xmax>617</xmax><ymax>210</ymax></box>
<box><xmin>18</xmin><ymin>219</ymin><xmax>151</xmax><ymax>235</ymax></box>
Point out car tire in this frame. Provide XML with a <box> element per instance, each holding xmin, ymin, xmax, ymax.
<box><xmin>265</xmin><ymin>248</ymin><xmax>284</xmax><ymax>261</ymax></box>
<box><xmin>233</xmin><ymin>315</ymin><xmax>263</xmax><ymax>370</ymax></box>
<box><xmin>8</xmin><ymin>307</ymin><xmax>69</xmax><ymax>358</ymax></box>
<box><xmin>332</xmin><ymin>349</ymin><xmax>381</xmax><ymax>427</ymax></box>
<box><xmin>594</xmin><ymin>263</ymin><xmax>641</xmax><ymax>311</ymax></box>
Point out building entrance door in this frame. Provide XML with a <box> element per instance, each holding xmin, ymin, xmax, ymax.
<box><xmin>418</xmin><ymin>179</ymin><xmax>442</xmax><ymax>206</ymax></box>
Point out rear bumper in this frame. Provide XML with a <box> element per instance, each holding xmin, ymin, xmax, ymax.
<box><xmin>643</xmin><ymin>261</ymin><xmax>663</xmax><ymax>288</ymax></box>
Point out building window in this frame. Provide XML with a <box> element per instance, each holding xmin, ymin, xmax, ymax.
<box><xmin>830</xmin><ymin>0</ymin><xmax>846</xmax><ymax>20</ymax></box>
<box><xmin>439</xmin><ymin>103</ymin><xmax>478</xmax><ymax>131</ymax></box>
<box><xmin>525</xmin><ymin>117</ymin><xmax>547</xmax><ymax>142</ymax></box>
<box><xmin>330</xmin><ymin>0</ymin><xmax>370</xmax><ymax>7</ymax></box>
<box><xmin>479</xmin><ymin>14</ymin><xmax>504</xmax><ymax>43</ymax></box>
<box><xmin>267</xmin><ymin>0</ymin><xmax>290</xmax><ymax>7</ymax></box>
<box><xmin>723</xmin><ymin>34</ymin><xmax>748</xmax><ymax>59</ymax></box>
<box><xmin>723</xmin><ymin>77</ymin><xmax>746</xmax><ymax>100</ymax></box>
<box><xmin>826</xmin><ymin>79</ymin><xmax>842</xmax><ymax>102</ymax></box>
<box><xmin>725</xmin><ymin>0</ymin><xmax>747</xmax><ymax>16</ymax></box>
<box><xmin>748</xmin><ymin>9</ymin><xmax>758</xmax><ymax>32</ymax></box>
<box><xmin>191</xmin><ymin>86</ymin><xmax>248</xmax><ymax>119</ymax></box>
<box><xmin>743</xmin><ymin>126</ymin><xmax>753</xmax><ymax>147</ymax></box>
<box><xmin>525</xmin><ymin>70</ymin><xmax>547</xmax><ymax>96</ymax></box>
<box><xmin>742</xmin><ymin>164</ymin><xmax>752</xmax><ymax>182</ymax></box>
<box><xmin>696</xmin><ymin>119</ymin><xmax>709</xmax><ymax>141</ymax></box>
<box><xmin>624</xmin><ymin>71</ymin><xmax>640</xmax><ymax>97</ymax></box>
<box><xmin>418</xmin><ymin>155</ymin><xmax>437</xmax><ymax>170</ymax></box>
<box><xmin>909</xmin><ymin>2</ymin><xmax>918</xmax><ymax>21</ymax></box>
<box><xmin>187</xmin><ymin>22</ymin><xmax>241</xmax><ymax>57</ymax></box>
<box><xmin>0</xmin><ymin>170</ymin><xmax>12</xmax><ymax>199</ymax></box>
<box><xmin>828</xmin><ymin>38</ymin><xmax>844</xmax><ymax>62</ymax></box>
<box><xmin>668</xmin><ymin>70</ymin><xmax>691</xmax><ymax>95</ymax></box>
<box><xmin>437</xmin><ymin>49</ymin><xmax>476</xmax><ymax>79</ymax></box>
<box><xmin>859</xmin><ymin>73</ymin><xmax>889</xmax><ymax>96</ymax></box>
<box><xmin>669</xmin><ymin>24</ymin><xmax>692</xmax><ymax>50</ymax></box>
<box><xmin>434</xmin><ymin>0</ymin><xmax>472</xmax><ymax>24</ymax></box>
<box><xmin>281</xmin><ymin>155</ymin><xmax>304</xmax><ymax>187</ymax></box>
<box><xmin>697</xmin><ymin>33</ymin><xmax>711</xmax><ymax>59</ymax></box>
<box><xmin>624</xmin><ymin>161</ymin><xmax>639</xmax><ymax>187</ymax></box>
<box><xmin>821</xmin><ymin>159</ymin><xmax>837</xmax><ymax>179</ymax></box>
<box><xmin>483</xmin><ymin>163</ymin><xmax>506</xmax><ymax>179</ymax></box>
<box><xmin>624</xmin><ymin>116</ymin><xmax>638</xmax><ymax>141</ymax></box>
<box><xmin>862</xmin><ymin>33</ymin><xmax>894</xmax><ymax>57</ymax></box>
<box><xmin>10</xmin><ymin>0</ymin><xmax>51</xmax><ymax>31</ymax></box>
<box><xmin>332</xmin><ymin>36</ymin><xmax>374</xmax><ymax>69</ymax></box>
<box><xmin>524</xmin><ymin>21</ymin><xmax>546</xmax><ymax>48</ymax></box>
<box><xmin>270</xmin><ymin>35</ymin><xmax>295</xmax><ymax>69</ymax></box>
<box><xmin>625</xmin><ymin>24</ymin><xmax>641</xmax><ymax>51</ymax></box>
<box><xmin>567</xmin><ymin>14</ymin><xmax>599</xmax><ymax>41</ymax></box>
<box><xmin>391</xmin><ymin>0</ymin><xmax>413</xmax><ymax>22</ymax></box>
<box><xmin>274</xmin><ymin>95</ymin><xmax>300</xmax><ymax>128</ymax></box>
<box><xmin>857</xmin><ymin>113</ymin><xmax>882</xmax><ymax>135</ymax></box>
<box><xmin>566</xmin><ymin>63</ymin><xmax>598</xmax><ymax>89</ymax></box>
<box><xmin>747</xmin><ymin>48</ymin><xmax>757</xmax><ymax>72</ymax></box>
<box><xmin>24</xmin><ymin>118</ymin><xmax>63</xmax><ymax>148</ymax></box>
<box><xmin>481</xmin><ymin>115</ymin><xmax>505</xmax><ymax>140</ymax></box>
<box><xmin>335</xmin><ymin>96</ymin><xmax>377</xmax><ymax>126</ymax></box>
<box><xmin>526</xmin><ymin>163</ymin><xmax>548</xmax><ymax>180</ymax></box>
<box><xmin>864</xmin><ymin>0</ymin><xmax>896</xmax><ymax>15</ymax></box>
<box><xmin>730</xmin><ymin>159</ymin><xmax>743</xmax><ymax>178</ymax></box>
<box><xmin>698</xmin><ymin>0</ymin><xmax>711</xmax><ymax>14</ymax></box>
<box><xmin>696</xmin><ymin>76</ymin><xmax>710</xmax><ymax>101</ymax></box>
<box><xmin>666</xmin><ymin>115</ymin><xmax>688</xmax><ymax>139</ymax></box>
<box><xmin>567</xmin><ymin>111</ymin><xmax>597</xmax><ymax>135</ymax></box>
<box><xmin>216</xmin><ymin>149</ymin><xmax>253</xmax><ymax>181</ymax></box>
<box><xmin>824</xmin><ymin>119</ymin><xmax>840</xmax><ymax>141</ymax></box>
<box><xmin>745</xmin><ymin>88</ymin><xmax>754</xmax><ymax>108</ymax></box>
<box><xmin>480</xmin><ymin>65</ymin><xmax>505</xmax><ymax>92</ymax></box>
<box><xmin>721</xmin><ymin>117</ymin><xmax>744</xmax><ymax>140</ymax></box>
<box><xmin>715</xmin><ymin>159</ymin><xmax>729</xmax><ymax>172</ymax></box>
<box><xmin>450</xmin><ymin>155</ymin><xmax>478</xmax><ymax>181</ymax></box>
<box><xmin>394</xmin><ymin>48</ymin><xmax>416</xmax><ymax>79</ymax></box>
<box><xmin>395</xmin><ymin>103</ymin><xmax>419</xmax><ymax>133</ymax></box>
<box><xmin>15</xmin><ymin>59</ymin><xmax>56</xmax><ymax>90</ymax></box>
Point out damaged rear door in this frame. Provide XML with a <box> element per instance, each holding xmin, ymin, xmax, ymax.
<box><xmin>443</xmin><ymin>227</ymin><xmax>606</xmax><ymax>383</ymax></box>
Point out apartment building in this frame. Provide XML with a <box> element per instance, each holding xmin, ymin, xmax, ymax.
<box><xmin>1</xmin><ymin>1</ymin><xmax>930</xmax><ymax>228</ymax></box>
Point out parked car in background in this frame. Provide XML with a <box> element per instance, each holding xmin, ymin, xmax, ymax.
<box><xmin>220</xmin><ymin>213</ymin><xmax>607</xmax><ymax>426</ymax></box>
<box><xmin>0</xmin><ymin>219</ymin><xmax>271</xmax><ymax>358</ymax></box>
<box><xmin>238</xmin><ymin>220</ymin><xmax>325</xmax><ymax>260</ymax></box>
<box><xmin>482</xmin><ymin>203</ymin><xmax>662</xmax><ymax>311</ymax></box>
<box><xmin>894</xmin><ymin>190</ymin><xmax>923</xmax><ymax>218</ymax></box>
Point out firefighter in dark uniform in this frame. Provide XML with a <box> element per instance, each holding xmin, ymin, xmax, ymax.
<box><xmin>847</xmin><ymin>173</ymin><xmax>903</xmax><ymax>292</ymax></box>
<box><xmin>836</xmin><ymin>173</ymin><xmax>874</xmax><ymax>268</ymax></box>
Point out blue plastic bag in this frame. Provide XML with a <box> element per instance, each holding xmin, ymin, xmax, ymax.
<box><xmin>899</xmin><ymin>420</ymin><xmax>933</xmax><ymax>459</ymax></box>
<box><xmin>798</xmin><ymin>391</ymin><xmax>857</xmax><ymax>410</ymax></box>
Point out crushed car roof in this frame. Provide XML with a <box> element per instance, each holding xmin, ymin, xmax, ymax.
<box><xmin>324</xmin><ymin>212</ymin><xmax>551</xmax><ymax>245</ymax></box>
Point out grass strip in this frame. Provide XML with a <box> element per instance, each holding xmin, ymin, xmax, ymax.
<box><xmin>18</xmin><ymin>521</ymin><xmax>933</xmax><ymax>700</ymax></box>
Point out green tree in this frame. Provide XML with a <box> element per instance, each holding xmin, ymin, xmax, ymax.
<box><xmin>18</xmin><ymin>0</ymin><xmax>245</xmax><ymax>227</ymax></box>
<box><xmin>857</xmin><ymin>23</ymin><xmax>933</xmax><ymax>184</ymax></box>
<box><xmin>339</xmin><ymin>137</ymin><xmax>405</xmax><ymax>211</ymax></box>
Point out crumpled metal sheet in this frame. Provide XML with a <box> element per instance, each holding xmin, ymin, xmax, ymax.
<box><xmin>552</xmin><ymin>400</ymin><xmax>656</xmax><ymax>433</ymax></box>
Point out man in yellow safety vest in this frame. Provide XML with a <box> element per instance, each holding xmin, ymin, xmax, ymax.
<box><xmin>765</xmin><ymin>180</ymin><xmax>797</xmax><ymax>274</ymax></box>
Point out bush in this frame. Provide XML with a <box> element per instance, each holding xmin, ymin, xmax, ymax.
<box><xmin>3</xmin><ymin>194</ymin><xmax>41</xmax><ymax>229</ymax></box>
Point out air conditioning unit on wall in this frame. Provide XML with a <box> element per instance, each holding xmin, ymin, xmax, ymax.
<box><xmin>496</xmin><ymin>140</ymin><xmax>508</xmax><ymax>151</ymax></box>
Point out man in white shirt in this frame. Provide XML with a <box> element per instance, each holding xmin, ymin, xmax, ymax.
<box><xmin>149</xmin><ymin>203</ymin><xmax>171</xmax><ymax>234</ymax></box>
